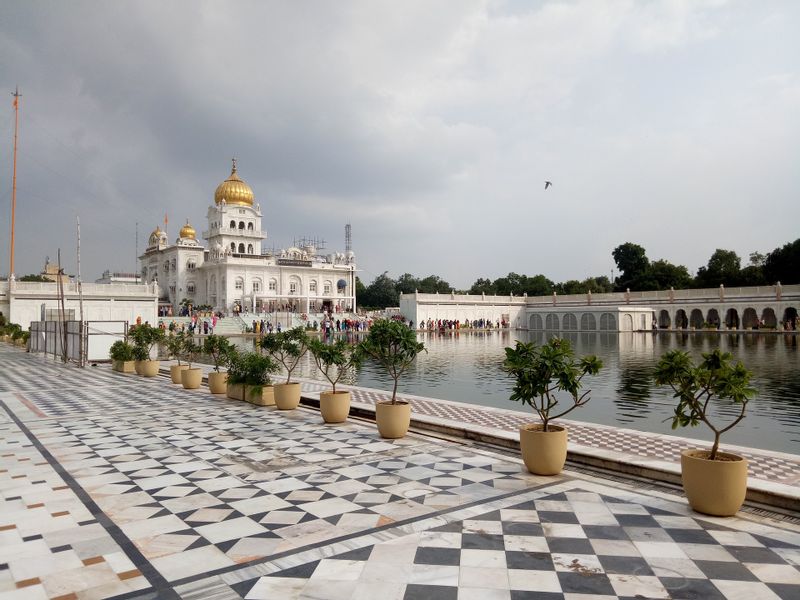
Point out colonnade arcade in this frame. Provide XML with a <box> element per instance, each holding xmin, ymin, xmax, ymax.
<box><xmin>655</xmin><ymin>304</ymin><xmax>798</xmax><ymax>329</ymax></box>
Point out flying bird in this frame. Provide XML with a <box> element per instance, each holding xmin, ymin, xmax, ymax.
<box><xmin>544</xmin><ymin>181</ymin><xmax>552</xmax><ymax>190</ymax></box>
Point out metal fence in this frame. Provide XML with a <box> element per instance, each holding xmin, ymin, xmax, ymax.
<box><xmin>29</xmin><ymin>320</ymin><xmax>128</xmax><ymax>365</ymax></box>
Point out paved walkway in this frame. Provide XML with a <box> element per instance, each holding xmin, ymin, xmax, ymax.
<box><xmin>1</xmin><ymin>345</ymin><xmax>799</xmax><ymax>599</ymax></box>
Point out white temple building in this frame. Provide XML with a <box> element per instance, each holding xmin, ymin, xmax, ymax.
<box><xmin>139</xmin><ymin>160</ymin><xmax>356</xmax><ymax>315</ymax></box>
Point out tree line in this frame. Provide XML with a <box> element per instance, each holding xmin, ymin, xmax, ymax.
<box><xmin>357</xmin><ymin>238</ymin><xmax>799</xmax><ymax>309</ymax></box>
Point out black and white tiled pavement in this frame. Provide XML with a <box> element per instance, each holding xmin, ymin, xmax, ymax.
<box><xmin>1</xmin><ymin>345</ymin><xmax>799</xmax><ymax>599</ymax></box>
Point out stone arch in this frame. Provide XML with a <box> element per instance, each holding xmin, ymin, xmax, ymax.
<box><xmin>247</xmin><ymin>222</ymin><xmax>254</xmax><ymax>231</ymax></box>
<box><xmin>580</xmin><ymin>313</ymin><xmax>596</xmax><ymax>331</ymax></box>
<box><xmin>783</xmin><ymin>307</ymin><xmax>798</xmax><ymax>329</ymax></box>
<box><xmin>690</xmin><ymin>309</ymin><xmax>704</xmax><ymax>328</ymax></box>
<box><xmin>658</xmin><ymin>310</ymin><xmax>670</xmax><ymax>328</ymax></box>
<box><xmin>238</xmin><ymin>221</ymin><xmax>245</xmax><ymax>230</ymax></box>
<box><xmin>229</xmin><ymin>220</ymin><xmax>236</xmax><ymax>229</ymax></box>
<box><xmin>247</xmin><ymin>243</ymin><xmax>254</xmax><ymax>254</ymax></box>
<box><xmin>622</xmin><ymin>314</ymin><xmax>633</xmax><ymax>331</ymax></box>
<box><xmin>706</xmin><ymin>308</ymin><xmax>720</xmax><ymax>329</ymax></box>
<box><xmin>230</xmin><ymin>242</ymin><xmax>236</xmax><ymax>252</ymax></box>
<box><xmin>675</xmin><ymin>309</ymin><xmax>688</xmax><ymax>329</ymax></box>
<box><xmin>599</xmin><ymin>313</ymin><xmax>616</xmax><ymax>331</ymax></box>
<box><xmin>238</xmin><ymin>243</ymin><xmax>245</xmax><ymax>253</ymax></box>
<box><xmin>563</xmin><ymin>313</ymin><xmax>578</xmax><ymax>330</ymax></box>
<box><xmin>545</xmin><ymin>314</ymin><xmax>560</xmax><ymax>330</ymax></box>
<box><xmin>529</xmin><ymin>314</ymin><xmax>543</xmax><ymax>330</ymax></box>
<box><xmin>742</xmin><ymin>307</ymin><xmax>759</xmax><ymax>328</ymax></box>
<box><xmin>761</xmin><ymin>307</ymin><xmax>777</xmax><ymax>328</ymax></box>
<box><xmin>725</xmin><ymin>308</ymin><xmax>740</xmax><ymax>329</ymax></box>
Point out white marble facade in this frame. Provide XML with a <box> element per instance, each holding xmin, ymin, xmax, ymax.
<box><xmin>139</xmin><ymin>161</ymin><xmax>356</xmax><ymax>314</ymax></box>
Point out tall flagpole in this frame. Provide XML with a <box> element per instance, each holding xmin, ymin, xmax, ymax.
<box><xmin>10</xmin><ymin>87</ymin><xmax>21</xmax><ymax>278</ymax></box>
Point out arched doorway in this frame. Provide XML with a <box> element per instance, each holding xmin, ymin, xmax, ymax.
<box><xmin>600</xmin><ymin>313</ymin><xmax>616</xmax><ymax>331</ymax></box>
<box><xmin>725</xmin><ymin>308</ymin><xmax>740</xmax><ymax>329</ymax></box>
<box><xmin>580</xmin><ymin>313</ymin><xmax>596</xmax><ymax>330</ymax></box>
<box><xmin>690</xmin><ymin>309</ymin><xmax>704</xmax><ymax>329</ymax></box>
<box><xmin>545</xmin><ymin>314</ymin><xmax>560</xmax><ymax>330</ymax></box>
<box><xmin>622</xmin><ymin>314</ymin><xmax>633</xmax><ymax>331</ymax></box>
<box><xmin>658</xmin><ymin>310</ymin><xmax>670</xmax><ymax>329</ymax></box>
<box><xmin>675</xmin><ymin>309</ymin><xmax>688</xmax><ymax>329</ymax></box>
<box><xmin>563</xmin><ymin>314</ymin><xmax>578</xmax><ymax>330</ymax></box>
<box><xmin>783</xmin><ymin>307</ymin><xmax>798</xmax><ymax>330</ymax></box>
<box><xmin>529</xmin><ymin>314</ymin><xmax>543</xmax><ymax>330</ymax></box>
<box><xmin>706</xmin><ymin>309</ymin><xmax>720</xmax><ymax>329</ymax></box>
<box><xmin>761</xmin><ymin>308</ymin><xmax>777</xmax><ymax>328</ymax></box>
<box><xmin>742</xmin><ymin>307</ymin><xmax>759</xmax><ymax>328</ymax></box>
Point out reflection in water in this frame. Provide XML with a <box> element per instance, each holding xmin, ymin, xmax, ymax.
<box><xmin>231</xmin><ymin>331</ymin><xmax>800</xmax><ymax>453</ymax></box>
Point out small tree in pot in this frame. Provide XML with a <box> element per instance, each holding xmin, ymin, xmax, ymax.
<box><xmin>180</xmin><ymin>334</ymin><xmax>203</xmax><ymax>389</ymax></box>
<box><xmin>260</xmin><ymin>327</ymin><xmax>310</xmax><ymax>410</ymax></box>
<box><xmin>204</xmin><ymin>334</ymin><xmax>234</xmax><ymax>394</ymax></box>
<box><xmin>309</xmin><ymin>338</ymin><xmax>361</xmax><ymax>423</ymax></box>
<box><xmin>654</xmin><ymin>349</ymin><xmax>756</xmax><ymax>516</ymax></box>
<box><xmin>503</xmin><ymin>338</ymin><xmax>602</xmax><ymax>475</ymax></box>
<box><xmin>109</xmin><ymin>340</ymin><xmax>135</xmax><ymax>373</ymax></box>
<box><xmin>165</xmin><ymin>331</ymin><xmax>189</xmax><ymax>383</ymax></box>
<box><xmin>355</xmin><ymin>319</ymin><xmax>425</xmax><ymax>438</ymax></box>
<box><xmin>129</xmin><ymin>324</ymin><xmax>165</xmax><ymax>377</ymax></box>
<box><xmin>231</xmin><ymin>351</ymin><xmax>279</xmax><ymax>406</ymax></box>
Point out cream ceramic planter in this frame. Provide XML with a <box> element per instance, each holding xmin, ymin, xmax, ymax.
<box><xmin>320</xmin><ymin>391</ymin><xmax>350</xmax><ymax>423</ymax></box>
<box><xmin>208</xmin><ymin>372</ymin><xmax>228</xmax><ymax>394</ymax></box>
<box><xmin>274</xmin><ymin>382</ymin><xmax>301</xmax><ymax>410</ymax></box>
<box><xmin>519</xmin><ymin>424</ymin><xmax>568</xmax><ymax>475</ymax></box>
<box><xmin>115</xmin><ymin>360</ymin><xmax>135</xmax><ymax>373</ymax></box>
<box><xmin>140</xmin><ymin>360</ymin><xmax>160</xmax><ymax>377</ymax></box>
<box><xmin>134</xmin><ymin>360</ymin><xmax>144</xmax><ymax>375</ymax></box>
<box><xmin>226</xmin><ymin>383</ymin><xmax>244</xmax><ymax>401</ymax></box>
<box><xmin>681</xmin><ymin>449</ymin><xmax>748</xmax><ymax>516</ymax></box>
<box><xmin>376</xmin><ymin>401</ymin><xmax>411</xmax><ymax>439</ymax></box>
<box><xmin>181</xmin><ymin>368</ymin><xmax>203</xmax><ymax>389</ymax></box>
<box><xmin>246</xmin><ymin>385</ymin><xmax>275</xmax><ymax>406</ymax></box>
<box><xmin>170</xmin><ymin>364</ymin><xmax>189</xmax><ymax>384</ymax></box>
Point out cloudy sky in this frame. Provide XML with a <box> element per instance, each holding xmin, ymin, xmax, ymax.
<box><xmin>1</xmin><ymin>0</ymin><xmax>798</xmax><ymax>288</ymax></box>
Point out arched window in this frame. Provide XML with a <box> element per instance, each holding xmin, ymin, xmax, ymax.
<box><xmin>238</xmin><ymin>221</ymin><xmax>245</xmax><ymax>230</ymax></box>
<box><xmin>247</xmin><ymin>222</ymin><xmax>254</xmax><ymax>231</ymax></box>
<box><xmin>269</xmin><ymin>279</ymin><xmax>277</xmax><ymax>291</ymax></box>
<box><xmin>238</xmin><ymin>243</ymin><xmax>245</xmax><ymax>253</ymax></box>
<box><xmin>252</xmin><ymin>279</ymin><xmax>261</xmax><ymax>293</ymax></box>
<box><xmin>247</xmin><ymin>244</ymin><xmax>253</xmax><ymax>254</ymax></box>
<box><xmin>170</xmin><ymin>258</ymin><xmax>176</xmax><ymax>270</ymax></box>
<box><xmin>580</xmin><ymin>313</ymin><xmax>596</xmax><ymax>330</ymax></box>
<box><xmin>309</xmin><ymin>281</ymin><xmax>317</xmax><ymax>293</ymax></box>
<box><xmin>324</xmin><ymin>281</ymin><xmax>332</xmax><ymax>295</ymax></box>
<box><xmin>235</xmin><ymin>278</ymin><xmax>244</xmax><ymax>290</ymax></box>
<box><xmin>600</xmin><ymin>313</ymin><xmax>616</xmax><ymax>331</ymax></box>
<box><xmin>187</xmin><ymin>281</ymin><xmax>195</xmax><ymax>294</ymax></box>
<box><xmin>187</xmin><ymin>259</ymin><xmax>196</xmax><ymax>270</ymax></box>
<box><xmin>163</xmin><ymin>261</ymin><xmax>169</xmax><ymax>272</ymax></box>
<box><xmin>230</xmin><ymin>242</ymin><xmax>236</xmax><ymax>252</ymax></box>
<box><xmin>545</xmin><ymin>314</ymin><xmax>560</xmax><ymax>330</ymax></box>
<box><xmin>563</xmin><ymin>314</ymin><xmax>578</xmax><ymax>330</ymax></box>
<box><xmin>529</xmin><ymin>314</ymin><xmax>543</xmax><ymax>330</ymax></box>
<box><xmin>230</xmin><ymin>220</ymin><xmax>236</xmax><ymax>229</ymax></box>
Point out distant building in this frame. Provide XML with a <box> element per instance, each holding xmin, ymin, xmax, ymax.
<box><xmin>139</xmin><ymin>160</ymin><xmax>357</xmax><ymax>314</ymax></box>
<box><xmin>95</xmin><ymin>270</ymin><xmax>140</xmax><ymax>285</ymax></box>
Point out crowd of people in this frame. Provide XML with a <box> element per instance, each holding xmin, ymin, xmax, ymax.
<box><xmin>157</xmin><ymin>313</ymin><xmax>219</xmax><ymax>335</ymax></box>
<box><xmin>416</xmin><ymin>318</ymin><xmax>509</xmax><ymax>331</ymax></box>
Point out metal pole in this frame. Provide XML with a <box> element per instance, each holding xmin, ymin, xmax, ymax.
<box><xmin>77</xmin><ymin>217</ymin><xmax>85</xmax><ymax>366</ymax></box>
<box><xmin>9</xmin><ymin>87</ymin><xmax>21</xmax><ymax>277</ymax></box>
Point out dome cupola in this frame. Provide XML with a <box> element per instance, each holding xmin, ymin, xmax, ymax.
<box><xmin>179</xmin><ymin>220</ymin><xmax>196</xmax><ymax>240</ymax></box>
<box><xmin>214</xmin><ymin>158</ymin><xmax>254</xmax><ymax>206</ymax></box>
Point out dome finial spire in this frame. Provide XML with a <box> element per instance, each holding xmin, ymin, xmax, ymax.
<box><xmin>231</xmin><ymin>156</ymin><xmax>237</xmax><ymax>174</ymax></box>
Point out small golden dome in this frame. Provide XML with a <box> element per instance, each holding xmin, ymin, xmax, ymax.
<box><xmin>179</xmin><ymin>220</ymin><xmax>196</xmax><ymax>239</ymax></box>
<box><xmin>214</xmin><ymin>158</ymin><xmax>254</xmax><ymax>206</ymax></box>
<box><xmin>148</xmin><ymin>226</ymin><xmax>163</xmax><ymax>246</ymax></box>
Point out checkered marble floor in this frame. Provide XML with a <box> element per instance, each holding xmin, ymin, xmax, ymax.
<box><xmin>1</xmin><ymin>345</ymin><xmax>799</xmax><ymax>599</ymax></box>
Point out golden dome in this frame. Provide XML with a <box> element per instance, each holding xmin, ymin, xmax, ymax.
<box><xmin>148</xmin><ymin>226</ymin><xmax>163</xmax><ymax>246</ymax></box>
<box><xmin>214</xmin><ymin>158</ymin><xmax>254</xmax><ymax>206</ymax></box>
<box><xmin>179</xmin><ymin>220</ymin><xmax>196</xmax><ymax>239</ymax></box>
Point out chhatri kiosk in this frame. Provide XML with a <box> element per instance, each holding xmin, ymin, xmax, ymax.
<box><xmin>139</xmin><ymin>160</ymin><xmax>356</xmax><ymax>315</ymax></box>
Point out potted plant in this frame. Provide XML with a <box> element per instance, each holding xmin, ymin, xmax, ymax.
<box><xmin>165</xmin><ymin>331</ymin><xmax>189</xmax><ymax>383</ymax></box>
<box><xmin>230</xmin><ymin>351</ymin><xmax>279</xmax><ymax>406</ymax></box>
<box><xmin>225</xmin><ymin>349</ymin><xmax>246</xmax><ymax>400</ymax></box>
<box><xmin>109</xmin><ymin>340</ymin><xmax>135</xmax><ymax>373</ymax></box>
<box><xmin>204</xmin><ymin>334</ymin><xmax>234</xmax><ymax>394</ymax></box>
<box><xmin>653</xmin><ymin>349</ymin><xmax>755</xmax><ymax>516</ymax></box>
<box><xmin>309</xmin><ymin>338</ymin><xmax>361</xmax><ymax>423</ymax></box>
<box><xmin>503</xmin><ymin>338</ymin><xmax>602</xmax><ymax>475</ymax></box>
<box><xmin>180</xmin><ymin>334</ymin><xmax>203</xmax><ymax>390</ymax></box>
<box><xmin>129</xmin><ymin>324</ymin><xmax>164</xmax><ymax>377</ymax></box>
<box><xmin>355</xmin><ymin>319</ymin><xmax>425</xmax><ymax>438</ymax></box>
<box><xmin>260</xmin><ymin>327</ymin><xmax>310</xmax><ymax>410</ymax></box>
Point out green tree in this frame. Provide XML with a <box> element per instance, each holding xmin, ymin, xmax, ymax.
<box><xmin>395</xmin><ymin>273</ymin><xmax>420</xmax><ymax>294</ymax></box>
<box><xmin>612</xmin><ymin>243</ymin><xmax>650</xmax><ymax>291</ymax></box>
<box><xmin>468</xmin><ymin>277</ymin><xmax>495</xmax><ymax>295</ymax></box>
<box><xmin>418</xmin><ymin>274</ymin><xmax>451</xmax><ymax>294</ymax></box>
<box><xmin>359</xmin><ymin>272</ymin><xmax>398</xmax><ymax>309</ymax></box>
<box><xmin>696</xmin><ymin>249</ymin><xmax>741</xmax><ymax>287</ymax></box>
<box><xmin>650</xmin><ymin>259</ymin><xmax>693</xmax><ymax>290</ymax></box>
<box><xmin>764</xmin><ymin>238</ymin><xmax>800</xmax><ymax>285</ymax></box>
<box><xmin>19</xmin><ymin>274</ymin><xmax>49</xmax><ymax>282</ymax></box>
